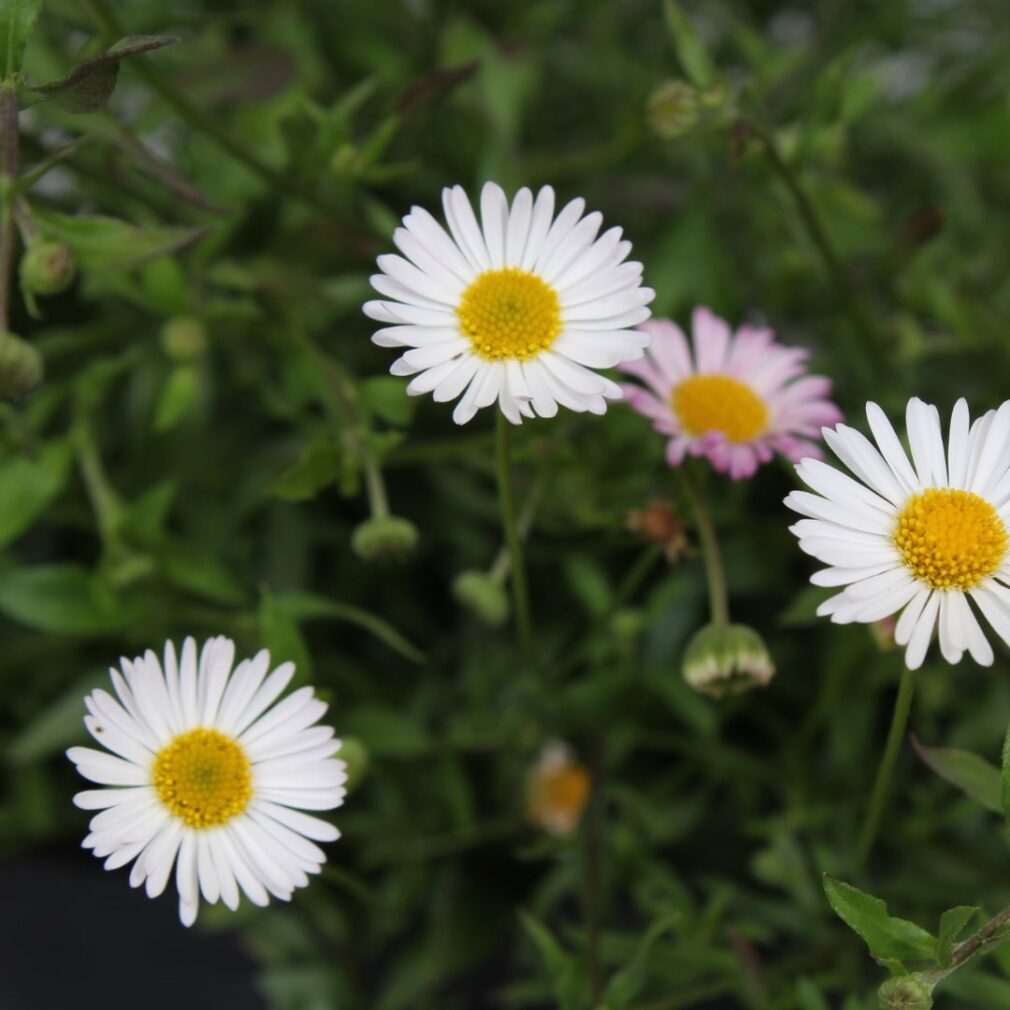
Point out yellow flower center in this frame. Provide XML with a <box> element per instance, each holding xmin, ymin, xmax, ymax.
<box><xmin>672</xmin><ymin>374</ymin><xmax>769</xmax><ymax>443</ymax></box>
<box><xmin>153</xmin><ymin>728</ymin><xmax>252</xmax><ymax>829</ymax></box>
<box><xmin>457</xmin><ymin>268</ymin><xmax>562</xmax><ymax>361</ymax></box>
<box><xmin>894</xmin><ymin>488</ymin><xmax>1007</xmax><ymax>590</ymax></box>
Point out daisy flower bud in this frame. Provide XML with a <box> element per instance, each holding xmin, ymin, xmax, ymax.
<box><xmin>0</xmin><ymin>331</ymin><xmax>44</xmax><ymax>401</ymax></box>
<box><xmin>161</xmin><ymin>316</ymin><xmax>208</xmax><ymax>362</ymax></box>
<box><xmin>351</xmin><ymin>515</ymin><xmax>418</xmax><ymax>562</ymax></box>
<box><xmin>647</xmin><ymin>80</ymin><xmax>702</xmax><ymax>139</ymax></box>
<box><xmin>526</xmin><ymin>741</ymin><xmax>590</xmax><ymax>836</ymax></box>
<box><xmin>682</xmin><ymin>623</ymin><xmax>775</xmax><ymax>698</ymax></box>
<box><xmin>67</xmin><ymin>637</ymin><xmax>346</xmax><ymax>927</ymax></box>
<box><xmin>878</xmin><ymin>975</ymin><xmax>933</xmax><ymax>1010</ymax></box>
<box><xmin>365</xmin><ymin>181</ymin><xmax>655</xmax><ymax>425</ymax></box>
<box><xmin>19</xmin><ymin>239</ymin><xmax>76</xmax><ymax>296</ymax></box>
<box><xmin>452</xmin><ymin>569</ymin><xmax>509</xmax><ymax>627</ymax></box>
<box><xmin>620</xmin><ymin>308</ymin><xmax>841</xmax><ymax>480</ymax></box>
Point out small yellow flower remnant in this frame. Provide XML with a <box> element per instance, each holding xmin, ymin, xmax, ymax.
<box><xmin>526</xmin><ymin>742</ymin><xmax>590</xmax><ymax>836</ymax></box>
<box><xmin>626</xmin><ymin>498</ymin><xmax>693</xmax><ymax>564</ymax></box>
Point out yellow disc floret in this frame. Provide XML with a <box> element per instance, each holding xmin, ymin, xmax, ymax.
<box><xmin>894</xmin><ymin>488</ymin><xmax>1008</xmax><ymax>590</ymax></box>
<box><xmin>153</xmin><ymin>728</ymin><xmax>252</xmax><ymax>829</ymax></box>
<box><xmin>672</xmin><ymin>374</ymin><xmax>769</xmax><ymax>443</ymax></box>
<box><xmin>457</xmin><ymin>268</ymin><xmax>562</xmax><ymax>361</ymax></box>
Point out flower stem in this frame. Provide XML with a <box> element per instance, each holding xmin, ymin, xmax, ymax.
<box><xmin>0</xmin><ymin>85</ymin><xmax>19</xmax><ymax>333</ymax></box>
<box><xmin>744</xmin><ymin>117</ymin><xmax>879</xmax><ymax>382</ymax></box>
<box><xmin>584</xmin><ymin>731</ymin><xmax>606</xmax><ymax>1005</ymax></box>
<box><xmin>679</xmin><ymin>468</ymin><xmax>729</xmax><ymax>626</ymax></box>
<box><xmin>495</xmin><ymin>411</ymin><xmax>534</xmax><ymax>654</ymax></box>
<box><xmin>854</xmin><ymin>660</ymin><xmax>917</xmax><ymax>871</ymax></box>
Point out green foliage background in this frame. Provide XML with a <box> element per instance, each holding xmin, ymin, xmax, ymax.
<box><xmin>2</xmin><ymin>0</ymin><xmax>1010</xmax><ymax>1007</ymax></box>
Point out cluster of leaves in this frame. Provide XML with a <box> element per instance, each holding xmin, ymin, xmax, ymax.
<box><xmin>2</xmin><ymin>1</ymin><xmax>1010</xmax><ymax>1009</ymax></box>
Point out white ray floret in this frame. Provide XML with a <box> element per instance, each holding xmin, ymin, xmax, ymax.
<box><xmin>67</xmin><ymin>636</ymin><xmax>346</xmax><ymax>926</ymax></box>
<box><xmin>785</xmin><ymin>397</ymin><xmax>1010</xmax><ymax>669</ymax></box>
<box><xmin>365</xmin><ymin>182</ymin><xmax>655</xmax><ymax>425</ymax></box>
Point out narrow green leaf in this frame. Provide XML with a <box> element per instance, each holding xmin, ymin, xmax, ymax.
<box><xmin>0</xmin><ymin>0</ymin><xmax>43</xmax><ymax>80</ymax></box>
<box><xmin>911</xmin><ymin>735</ymin><xmax>1002</xmax><ymax>814</ymax></box>
<box><xmin>0</xmin><ymin>440</ymin><xmax>71</xmax><ymax>547</ymax></box>
<box><xmin>604</xmin><ymin>914</ymin><xmax>677</xmax><ymax>1006</ymax></box>
<box><xmin>267</xmin><ymin>441</ymin><xmax>342</xmax><ymax>502</ymax></box>
<box><xmin>519</xmin><ymin>912</ymin><xmax>582</xmax><ymax>1010</ymax></box>
<box><xmin>28</xmin><ymin>35</ymin><xmax>175</xmax><ymax>112</ymax></box>
<box><xmin>1002</xmin><ymin>723</ymin><xmax>1010</xmax><ymax>829</ymax></box>
<box><xmin>823</xmin><ymin>876</ymin><xmax>938</xmax><ymax>963</ymax></box>
<box><xmin>6</xmin><ymin>672</ymin><xmax>104</xmax><ymax>765</ymax></box>
<box><xmin>273</xmin><ymin>590</ymin><xmax>425</xmax><ymax>664</ymax></box>
<box><xmin>32</xmin><ymin>207</ymin><xmax>209</xmax><ymax>271</ymax></box>
<box><xmin>937</xmin><ymin>906</ymin><xmax>979</xmax><ymax>968</ymax></box>
<box><xmin>0</xmin><ymin>564</ymin><xmax>121</xmax><ymax>634</ymax></box>
<box><xmin>662</xmin><ymin>1</ymin><xmax>718</xmax><ymax>89</ymax></box>
<box><xmin>153</xmin><ymin>364</ymin><xmax>199</xmax><ymax>430</ymax></box>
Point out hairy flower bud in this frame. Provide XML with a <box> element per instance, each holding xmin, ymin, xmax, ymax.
<box><xmin>452</xmin><ymin>569</ymin><xmax>509</xmax><ymax>627</ymax></box>
<box><xmin>0</xmin><ymin>331</ymin><xmax>44</xmax><ymax>401</ymax></box>
<box><xmin>682</xmin><ymin>623</ymin><xmax>775</xmax><ymax>698</ymax></box>
<box><xmin>20</xmin><ymin>239</ymin><xmax>76</xmax><ymax>296</ymax></box>
<box><xmin>160</xmin><ymin>316</ymin><xmax>208</xmax><ymax>362</ymax></box>
<box><xmin>351</xmin><ymin>515</ymin><xmax>418</xmax><ymax>562</ymax></box>
<box><xmin>878</xmin><ymin>975</ymin><xmax>933</xmax><ymax>1010</ymax></box>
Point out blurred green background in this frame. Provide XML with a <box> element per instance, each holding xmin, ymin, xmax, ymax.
<box><xmin>2</xmin><ymin>0</ymin><xmax>1010</xmax><ymax>1007</ymax></box>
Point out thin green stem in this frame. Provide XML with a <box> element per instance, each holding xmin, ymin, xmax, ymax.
<box><xmin>72</xmin><ymin>404</ymin><xmax>123</xmax><ymax>549</ymax></box>
<box><xmin>744</xmin><ymin>117</ymin><xmax>880</xmax><ymax>380</ymax></box>
<box><xmin>854</xmin><ymin>660</ymin><xmax>917</xmax><ymax>870</ymax></box>
<box><xmin>679</xmin><ymin>468</ymin><xmax>729</xmax><ymax>626</ymax></box>
<box><xmin>0</xmin><ymin>85</ymin><xmax>19</xmax><ymax>332</ymax></box>
<box><xmin>584</xmin><ymin>732</ymin><xmax>606</xmax><ymax>1005</ymax></box>
<box><xmin>495</xmin><ymin>411</ymin><xmax>534</xmax><ymax>655</ymax></box>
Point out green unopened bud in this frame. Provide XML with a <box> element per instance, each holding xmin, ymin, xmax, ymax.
<box><xmin>453</xmin><ymin>570</ymin><xmax>509</xmax><ymax>627</ymax></box>
<box><xmin>648</xmin><ymin>79</ymin><xmax>702</xmax><ymax>139</ymax></box>
<box><xmin>351</xmin><ymin>515</ymin><xmax>418</xmax><ymax>562</ymax></box>
<box><xmin>878</xmin><ymin>975</ymin><xmax>933</xmax><ymax>1010</ymax></box>
<box><xmin>160</xmin><ymin>316</ymin><xmax>207</xmax><ymax>362</ymax></box>
<box><xmin>20</xmin><ymin>239</ymin><xmax>76</xmax><ymax>296</ymax></box>
<box><xmin>682</xmin><ymin>623</ymin><xmax>775</xmax><ymax>698</ymax></box>
<box><xmin>0</xmin><ymin>331</ymin><xmax>44</xmax><ymax>401</ymax></box>
<box><xmin>338</xmin><ymin>737</ymin><xmax>368</xmax><ymax>792</ymax></box>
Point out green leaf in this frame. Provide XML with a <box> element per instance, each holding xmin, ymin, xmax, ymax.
<box><xmin>153</xmin><ymin>364</ymin><xmax>200</xmax><ymax>431</ymax></box>
<box><xmin>358</xmin><ymin>376</ymin><xmax>413</xmax><ymax>426</ymax></box>
<box><xmin>823</xmin><ymin>876</ymin><xmax>938</xmax><ymax>964</ymax></box>
<box><xmin>341</xmin><ymin>706</ymin><xmax>430</xmax><ymax>758</ymax></box>
<box><xmin>0</xmin><ymin>0</ymin><xmax>43</xmax><ymax>80</ymax></box>
<box><xmin>6</xmin><ymin>672</ymin><xmax>104</xmax><ymax>765</ymax></box>
<box><xmin>1002</xmin><ymin>723</ymin><xmax>1010</xmax><ymax>829</ymax></box>
<box><xmin>937</xmin><ymin>906</ymin><xmax>979</xmax><ymax>968</ymax></box>
<box><xmin>519</xmin><ymin>912</ymin><xmax>582</xmax><ymax>1010</ymax></box>
<box><xmin>32</xmin><ymin>207</ymin><xmax>209</xmax><ymax>271</ymax></box>
<box><xmin>795</xmin><ymin>978</ymin><xmax>831</xmax><ymax>1010</ymax></box>
<box><xmin>28</xmin><ymin>35</ymin><xmax>176</xmax><ymax>112</ymax></box>
<box><xmin>0</xmin><ymin>440</ymin><xmax>71</xmax><ymax>548</ymax></box>
<box><xmin>662</xmin><ymin>1</ymin><xmax>718</xmax><ymax>89</ymax></box>
<box><xmin>604</xmin><ymin>915</ymin><xmax>677</xmax><ymax>1006</ymax></box>
<box><xmin>259</xmin><ymin>587</ymin><xmax>313</xmax><ymax>680</ymax></box>
<box><xmin>0</xmin><ymin>564</ymin><xmax>121</xmax><ymax>634</ymax></box>
<box><xmin>273</xmin><ymin>591</ymin><xmax>425</xmax><ymax>664</ymax></box>
<box><xmin>267</xmin><ymin>440</ymin><xmax>342</xmax><ymax>502</ymax></box>
<box><xmin>911</xmin><ymin>736</ymin><xmax>1002</xmax><ymax>814</ymax></box>
<box><xmin>158</xmin><ymin>542</ymin><xmax>247</xmax><ymax>605</ymax></box>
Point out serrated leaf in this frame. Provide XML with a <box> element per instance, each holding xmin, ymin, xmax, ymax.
<box><xmin>937</xmin><ymin>906</ymin><xmax>979</xmax><ymax>968</ymax></box>
<box><xmin>662</xmin><ymin>1</ymin><xmax>718</xmax><ymax>89</ymax></box>
<box><xmin>32</xmin><ymin>207</ymin><xmax>208</xmax><ymax>271</ymax></box>
<box><xmin>0</xmin><ymin>440</ymin><xmax>71</xmax><ymax>547</ymax></box>
<box><xmin>823</xmin><ymin>876</ymin><xmax>937</xmax><ymax>964</ymax></box>
<box><xmin>29</xmin><ymin>34</ymin><xmax>175</xmax><ymax>112</ymax></box>
<box><xmin>911</xmin><ymin>736</ymin><xmax>1002</xmax><ymax>814</ymax></box>
<box><xmin>0</xmin><ymin>564</ymin><xmax>121</xmax><ymax>634</ymax></box>
<box><xmin>0</xmin><ymin>0</ymin><xmax>43</xmax><ymax>80</ymax></box>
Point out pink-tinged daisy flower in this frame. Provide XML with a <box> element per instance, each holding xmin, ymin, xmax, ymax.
<box><xmin>619</xmin><ymin>308</ymin><xmax>842</xmax><ymax>479</ymax></box>
<box><xmin>365</xmin><ymin>182</ymin><xmax>654</xmax><ymax>425</ymax></box>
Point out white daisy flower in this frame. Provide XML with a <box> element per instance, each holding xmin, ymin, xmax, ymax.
<box><xmin>67</xmin><ymin>636</ymin><xmax>346</xmax><ymax>926</ymax></box>
<box><xmin>785</xmin><ymin>397</ymin><xmax>1010</xmax><ymax>670</ymax></box>
<box><xmin>365</xmin><ymin>181</ymin><xmax>655</xmax><ymax>425</ymax></box>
